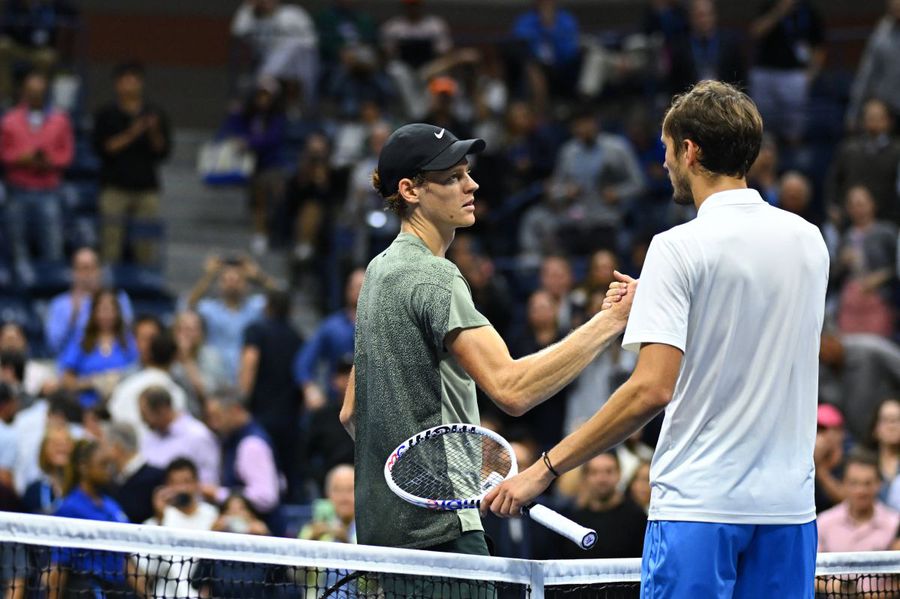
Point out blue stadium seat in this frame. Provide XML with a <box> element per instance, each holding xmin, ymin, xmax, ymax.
<box><xmin>23</xmin><ymin>260</ymin><xmax>70</xmax><ymax>298</ymax></box>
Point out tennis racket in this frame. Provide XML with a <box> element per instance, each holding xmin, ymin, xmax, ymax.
<box><xmin>384</xmin><ymin>422</ymin><xmax>597</xmax><ymax>550</ymax></box>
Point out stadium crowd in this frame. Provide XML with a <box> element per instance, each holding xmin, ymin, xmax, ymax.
<box><xmin>0</xmin><ymin>0</ymin><xmax>899</xmax><ymax>587</ymax></box>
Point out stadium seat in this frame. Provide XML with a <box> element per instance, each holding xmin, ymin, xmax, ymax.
<box><xmin>112</xmin><ymin>263</ymin><xmax>169</xmax><ymax>300</ymax></box>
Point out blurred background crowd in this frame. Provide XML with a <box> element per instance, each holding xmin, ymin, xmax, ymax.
<box><xmin>0</xmin><ymin>0</ymin><xmax>898</xmax><ymax>575</ymax></box>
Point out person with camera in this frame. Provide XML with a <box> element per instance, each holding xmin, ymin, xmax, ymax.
<box><xmin>143</xmin><ymin>458</ymin><xmax>219</xmax><ymax>598</ymax></box>
<box><xmin>187</xmin><ymin>254</ymin><xmax>280</xmax><ymax>383</ymax></box>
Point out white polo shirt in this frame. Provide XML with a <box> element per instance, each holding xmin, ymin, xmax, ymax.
<box><xmin>622</xmin><ymin>188</ymin><xmax>829</xmax><ymax>524</ymax></box>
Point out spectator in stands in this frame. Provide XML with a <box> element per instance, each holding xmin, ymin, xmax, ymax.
<box><xmin>305</xmin><ymin>357</ymin><xmax>355</xmax><ymax>491</ymax></box>
<box><xmin>819</xmin><ymin>331</ymin><xmax>900</xmax><ymax>441</ymax></box>
<box><xmin>423</xmin><ymin>76</ymin><xmax>471</xmax><ymax>140</ymax></box>
<box><xmin>626</xmin><ymin>461</ymin><xmax>651</xmax><ymax>514</ymax></box>
<box><xmin>49</xmin><ymin>439</ymin><xmax>146</xmax><ymax>596</ymax></box>
<box><xmin>668</xmin><ymin>0</ymin><xmax>746</xmax><ymax>95</ymax></box>
<box><xmin>558</xmin><ymin>452</ymin><xmax>647</xmax><ymax>559</ymax></box>
<box><xmin>537</xmin><ymin>254</ymin><xmax>578</xmax><ymax>332</ymax></box>
<box><xmin>867</xmin><ymin>399</ymin><xmax>900</xmax><ymax>501</ymax></box>
<box><xmin>566</xmin><ymin>290</ymin><xmax>636</xmax><ymax>436</ymax></box>
<box><xmin>21</xmin><ymin>424</ymin><xmax>72</xmax><ymax>515</ymax></box>
<box><xmin>220</xmin><ymin>77</ymin><xmax>287</xmax><ymax>255</ymax></box>
<box><xmin>0</xmin><ymin>383</ymin><xmax>19</xmax><ymax>494</ymax></box>
<box><xmin>203</xmin><ymin>387</ymin><xmax>280</xmax><ymax>525</ymax></box>
<box><xmin>170</xmin><ymin>310</ymin><xmax>228</xmax><ymax>414</ymax></box>
<box><xmin>315</xmin><ymin>0</ymin><xmax>377</xmax><ymax>69</ymax></box>
<box><xmin>239</xmin><ymin>289</ymin><xmax>302</xmax><ymax>497</ymax></box>
<box><xmin>144</xmin><ymin>458</ymin><xmax>219</xmax><ymax>597</ymax></box>
<box><xmin>818</xmin><ymin>450</ymin><xmax>900</xmax><ymax>552</ymax></box>
<box><xmin>12</xmin><ymin>390</ymin><xmax>83</xmax><ymax>496</ymax></box>
<box><xmin>93</xmin><ymin>61</ymin><xmax>171</xmax><ymax>267</ymax></box>
<box><xmin>0</xmin><ymin>0</ymin><xmax>78</xmax><ymax>103</ymax></box>
<box><xmin>521</xmin><ymin>108</ymin><xmax>645</xmax><ymax>259</ymax></box>
<box><xmin>139</xmin><ymin>385</ymin><xmax>220</xmax><ymax>485</ymax></box>
<box><xmin>45</xmin><ymin>247</ymin><xmax>135</xmax><ymax>357</ymax></box>
<box><xmin>58</xmin><ymin>289</ymin><xmax>138</xmax><ymax>409</ymax></box>
<box><xmin>0</xmin><ymin>70</ymin><xmax>73</xmax><ymax>285</ymax></box>
<box><xmin>105</xmin><ymin>421</ymin><xmax>164</xmax><ymax>524</ymax></box>
<box><xmin>748</xmin><ymin>0</ymin><xmax>825</xmax><ymax>144</ymax></box>
<box><xmin>147</xmin><ymin>458</ymin><xmax>218</xmax><ymax>529</ymax></box>
<box><xmin>458</xmin><ymin>254</ymin><xmax>514</xmax><ymax>339</ymax></box>
<box><xmin>0</xmin><ymin>321</ymin><xmax>55</xmax><ymax>397</ymax></box>
<box><xmin>213</xmin><ymin>492</ymin><xmax>270</xmax><ymax>536</ymax></box>
<box><xmin>571</xmin><ymin>249</ymin><xmax>619</xmax><ymax>319</ymax></box>
<box><xmin>284</xmin><ymin>132</ymin><xmax>342</xmax><ymax>269</ymax></box>
<box><xmin>511</xmin><ymin>0</ymin><xmax>581</xmax><ymax>100</ymax></box>
<box><xmin>827</xmin><ymin>98</ymin><xmax>900</xmax><ymax>225</ymax></box>
<box><xmin>747</xmin><ymin>133</ymin><xmax>780</xmax><ymax>207</ymax></box>
<box><xmin>187</xmin><ymin>255</ymin><xmax>278</xmax><ymax>382</ymax></box>
<box><xmin>847</xmin><ymin>0</ymin><xmax>900</xmax><ymax>130</ymax></box>
<box><xmin>130</xmin><ymin>315</ymin><xmax>161</xmax><ymax>373</ymax></box>
<box><xmin>231</xmin><ymin>0</ymin><xmax>319</xmax><ymax>108</ymax></box>
<box><xmin>834</xmin><ymin>185</ymin><xmax>897</xmax><ymax>337</ymax></box>
<box><xmin>108</xmin><ymin>331</ymin><xmax>188</xmax><ymax>432</ymax></box>
<box><xmin>324</xmin><ymin>50</ymin><xmax>393</xmax><ymax>123</ymax></box>
<box><xmin>380</xmin><ymin>0</ymin><xmax>452</xmax><ymax>70</ymax></box>
<box><xmin>299</xmin><ymin>463</ymin><xmax>355</xmax><ymax>542</ymax></box>
<box><xmin>294</xmin><ymin>269</ymin><xmax>362</xmax><ymax>411</ymax></box>
<box><xmin>815</xmin><ymin>403</ymin><xmax>847</xmax><ymax>513</ymax></box>
<box><xmin>778</xmin><ymin>170</ymin><xmax>816</xmax><ymax>223</ymax></box>
<box><xmin>508</xmin><ymin>290</ymin><xmax>565</xmax><ymax>447</ymax></box>
<box><xmin>0</xmin><ymin>350</ymin><xmax>30</xmax><ymax>412</ymax></box>
<box><xmin>341</xmin><ymin>123</ymin><xmax>398</xmax><ymax>264</ymax></box>
<box><xmin>642</xmin><ymin>0</ymin><xmax>689</xmax><ymax>44</ymax></box>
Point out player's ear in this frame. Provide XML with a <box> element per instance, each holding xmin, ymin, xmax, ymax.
<box><xmin>398</xmin><ymin>177</ymin><xmax>421</xmax><ymax>207</ymax></box>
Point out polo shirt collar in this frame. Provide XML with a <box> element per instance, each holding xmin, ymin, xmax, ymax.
<box><xmin>697</xmin><ymin>188</ymin><xmax>765</xmax><ymax>217</ymax></box>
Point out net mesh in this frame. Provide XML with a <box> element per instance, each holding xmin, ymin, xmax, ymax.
<box><xmin>389</xmin><ymin>429</ymin><xmax>513</xmax><ymax>500</ymax></box>
<box><xmin>0</xmin><ymin>513</ymin><xmax>899</xmax><ymax>599</ymax></box>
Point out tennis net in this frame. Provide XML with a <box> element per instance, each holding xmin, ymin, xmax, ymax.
<box><xmin>0</xmin><ymin>512</ymin><xmax>898</xmax><ymax>598</ymax></box>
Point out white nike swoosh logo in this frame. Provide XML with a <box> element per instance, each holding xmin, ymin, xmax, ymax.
<box><xmin>434</xmin><ymin>129</ymin><xmax>445</xmax><ymax>139</ymax></box>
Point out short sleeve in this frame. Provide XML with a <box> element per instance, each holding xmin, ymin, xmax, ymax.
<box><xmin>622</xmin><ymin>235</ymin><xmax>692</xmax><ymax>354</ymax></box>
<box><xmin>447</xmin><ymin>275</ymin><xmax>490</xmax><ymax>334</ymax></box>
<box><xmin>244</xmin><ymin>322</ymin><xmax>264</xmax><ymax>349</ymax></box>
<box><xmin>410</xmin><ymin>282</ymin><xmax>452</xmax><ymax>353</ymax></box>
<box><xmin>57</xmin><ymin>341</ymin><xmax>82</xmax><ymax>373</ymax></box>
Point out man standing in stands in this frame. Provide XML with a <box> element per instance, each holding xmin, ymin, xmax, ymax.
<box><xmin>93</xmin><ymin>61</ymin><xmax>171</xmax><ymax>267</ymax></box>
<box><xmin>105</xmin><ymin>421</ymin><xmax>164</xmax><ymax>524</ymax></box>
<box><xmin>0</xmin><ymin>70</ymin><xmax>74</xmax><ymax>285</ymax></box>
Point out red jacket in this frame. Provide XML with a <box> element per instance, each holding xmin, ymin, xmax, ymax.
<box><xmin>0</xmin><ymin>105</ymin><xmax>74</xmax><ymax>190</ymax></box>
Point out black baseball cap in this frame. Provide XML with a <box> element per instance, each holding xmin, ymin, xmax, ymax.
<box><xmin>376</xmin><ymin>123</ymin><xmax>486</xmax><ymax>197</ymax></box>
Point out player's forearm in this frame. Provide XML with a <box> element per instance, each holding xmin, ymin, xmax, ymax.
<box><xmin>340</xmin><ymin>366</ymin><xmax>356</xmax><ymax>440</ymax></box>
<box><xmin>504</xmin><ymin>311</ymin><xmax>625</xmax><ymax>414</ymax></box>
<box><xmin>546</xmin><ymin>378</ymin><xmax>670</xmax><ymax>476</ymax></box>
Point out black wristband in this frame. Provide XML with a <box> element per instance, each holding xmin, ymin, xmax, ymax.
<box><xmin>541</xmin><ymin>451</ymin><xmax>560</xmax><ymax>478</ymax></box>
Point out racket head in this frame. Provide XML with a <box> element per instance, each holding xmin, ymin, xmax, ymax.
<box><xmin>384</xmin><ymin>423</ymin><xmax>518</xmax><ymax>511</ymax></box>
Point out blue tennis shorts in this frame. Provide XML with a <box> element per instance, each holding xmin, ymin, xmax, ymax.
<box><xmin>641</xmin><ymin>520</ymin><xmax>817</xmax><ymax>599</ymax></box>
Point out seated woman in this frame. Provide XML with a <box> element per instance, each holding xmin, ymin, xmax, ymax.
<box><xmin>58</xmin><ymin>289</ymin><xmax>138</xmax><ymax>409</ymax></box>
<box><xmin>22</xmin><ymin>425</ymin><xmax>73</xmax><ymax>515</ymax></box>
<box><xmin>46</xmin><ymin>439</ymin><xmax>146</xmax><ymax>597</ymax></box>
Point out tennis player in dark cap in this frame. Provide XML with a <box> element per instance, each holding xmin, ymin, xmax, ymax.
<box><xmin>340</xmin><ymin>123</ymin><xmax>636</xmax><ymax>554</ymax></box>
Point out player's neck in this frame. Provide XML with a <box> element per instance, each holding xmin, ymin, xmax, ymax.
<box><xmin>401</xmin><ymin>219</ymin><xmax>454</xmax><ymax>258</ymax></box>
<box><xmin>691</xmin><ymin>175</ymin><xmax>748</xmax><ymax>211</ymax></box>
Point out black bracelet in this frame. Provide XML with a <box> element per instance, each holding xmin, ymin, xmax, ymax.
<box><xmin>541</xmin><ymin>451</ymin><xmax>560</xmax><ymax>478</ymax></box>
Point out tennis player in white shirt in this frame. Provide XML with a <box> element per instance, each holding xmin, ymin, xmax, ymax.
<box><xmin>484</xmin><ymin>80</ymin><xmax>829</xmax><ymax>598</ymax></box>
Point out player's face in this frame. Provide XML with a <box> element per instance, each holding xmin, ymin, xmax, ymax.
<box><xmin>662</xmin><ymin>135</ymin><xmax>694</xmax><ymax>206</ymax></box>
<box><xmin>417</xmin><ymin>160</ymin><xmax>479</xmax><ymax>230</ymax></box>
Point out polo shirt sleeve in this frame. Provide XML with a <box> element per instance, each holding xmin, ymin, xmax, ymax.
<box><xmin>622</xmin><ymin>234</ymin><xmax>692</xmax><ymax>354</ymax></box>
<box><xmin>447</xmin><ymin>275</ymin><xmax>490</xmax><ymax>334</ymax></box>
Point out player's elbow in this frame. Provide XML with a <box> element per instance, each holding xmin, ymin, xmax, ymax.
<box><xmin>634</xmin><ymin>382</ymin><xmax>673</xmax><ymax>411</ymax></box>
<box><xmin>492</xmin><ymin>392</ymin><xmax>527</xmax><ymax>417</ymax></box>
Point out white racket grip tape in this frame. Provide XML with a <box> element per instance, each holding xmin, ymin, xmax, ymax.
<box><xmin>524</xmin><ymin>503</ymin><xmax>597</xmax><ymax>550</ymax></box>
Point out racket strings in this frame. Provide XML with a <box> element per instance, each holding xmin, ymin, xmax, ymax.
<box><xmin>390</xmin><ymin>432</ymin><xmax>513</xmax><ymax>500</ymax></box>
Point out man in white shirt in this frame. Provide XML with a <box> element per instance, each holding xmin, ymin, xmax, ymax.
<box><xmin>485</xmin><ymin>80</ymin><xmax>829</xmax><ymax>598</ymax></box>
<box><xmin>108</xmin><ymin>331</ymin><xmax>187</xmax><ymax>435</ymax></box>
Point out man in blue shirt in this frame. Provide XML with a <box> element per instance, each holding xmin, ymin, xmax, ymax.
<box><xmin>44</xmin><ymin>247</ymin><xmax>133</xmax><ymax>356</ymax></box>
<box><xmin>512</xmin><ymin>0</ymin><xmax>581</xmax><ymax>97</ymax></box>
<box><xmin>186</xmin><ymin>255</ymin><xmax>278</xmax><ymax>382</ymax></box>
<box><xmin>293</xmin><ymin>268</ymin><xmax>363</xmax><ymax>410</ymax></box>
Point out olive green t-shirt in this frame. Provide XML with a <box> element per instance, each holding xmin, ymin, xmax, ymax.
<box><xmin>353</xmin><ymin>232</ymin><xmax>491</xmax><ymax>549</ymax></box>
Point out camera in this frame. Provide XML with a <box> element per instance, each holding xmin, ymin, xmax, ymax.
<box><xmin>170</xmin><ymin>492</ymin><xmax>193</xmax><ymax>509</ymax></box>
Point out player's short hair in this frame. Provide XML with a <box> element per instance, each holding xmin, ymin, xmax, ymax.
<box><xmin>662</xmin><ymin>80</ymin><xmax>763</xmax><ymax>179</ymax></box>
<box><xmin>372</xmin><ymin>168</ymin><xmax>425</xmax><ymax>218</ymax></box>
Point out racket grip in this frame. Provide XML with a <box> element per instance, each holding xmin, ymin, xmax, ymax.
<box><xmin>523</xmin><ymin>503</ymin><xmax>597</xmax><ymax>550</ymax></box>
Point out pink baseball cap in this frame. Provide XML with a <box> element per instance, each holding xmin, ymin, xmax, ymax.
<box><xmin>817</xmin><ymin>404</ymin><xmax>844</xmax><ymax>429</ymax></box>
